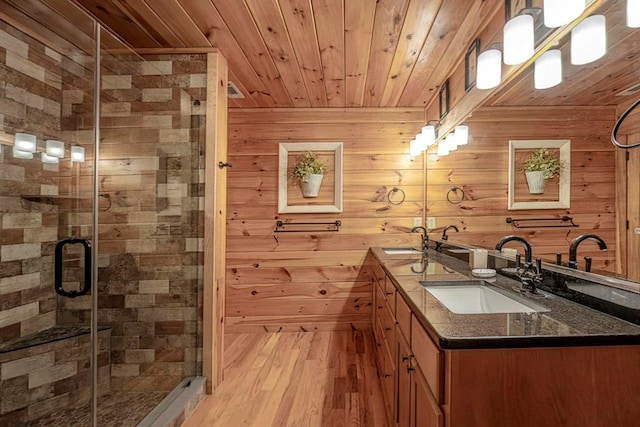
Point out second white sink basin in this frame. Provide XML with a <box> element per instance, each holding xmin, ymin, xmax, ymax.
<box><xmin>421</xmin><ymin>281</ymin><xmax>549</xmax><ymax>314</ymax></box>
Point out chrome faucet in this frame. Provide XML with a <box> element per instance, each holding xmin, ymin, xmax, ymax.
<box><xmin>411</xmin><ymin>226</ymin><xmax>429</xmax><ymax>254</ymax></box>
<box><xmin>568</xmin><ymin>234</ymin><xmax>607</xmax><ymax>270</ymax></box>
<box><xmin>495</xmin><ymin>235</ymin><xmax>533</xmax><ymax>263</ymax></box>
<box><xmin>441</xmin><ymin>225</ymin><xmax>459</xmax><ymax>241</ymax></box>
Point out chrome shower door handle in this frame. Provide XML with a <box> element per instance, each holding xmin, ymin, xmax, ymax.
<box><xmin>54</xmin><ymin>238</ymin><xmax>92</xmax><ymax>298</ymax></box>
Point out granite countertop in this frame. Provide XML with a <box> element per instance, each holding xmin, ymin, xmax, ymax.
<box><xmin>371</xmin><ymin>247</ymin><xmax>640</xmax><ymax>350</ymax></box>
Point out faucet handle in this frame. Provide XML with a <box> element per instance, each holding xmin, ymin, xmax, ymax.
<box><xmin>584</xmin><ymin>256</ymin><xmax>592</xmax><ymax>273</ymax></box>
<box><xmin>515</xmin><ymin>253</ymin><xmax>522</xmax><ymax>268</ymax></box>
<box><xmin>535</xmin><ymin>258</ymin><xmax>542</xmax><ymax>275</ymax></box>
<box><xmin>556</xmin><ymin>253</ymin><xmax>562</xmax><ymax>266</ymax></box>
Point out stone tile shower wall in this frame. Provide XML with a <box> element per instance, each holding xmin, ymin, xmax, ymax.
<box><xmin>0</xmin><ymin>21</ymin><xmax>67</xmax><ymax>343</ymax></box>
<box><xmin>87</xmin><ymin>53</ymin><xmax>206</xmax><ymax>391</ymax></box>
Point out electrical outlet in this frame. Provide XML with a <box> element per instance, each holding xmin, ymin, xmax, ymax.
<box><xmin>427</xmin><ymin>217</ymin><xmax>436</xmax><ymax>229</ymax></box>
<box><xmin>413</xmin><ymin>217</ymin><xmax>422</xmax><ymax>227</ymax></box>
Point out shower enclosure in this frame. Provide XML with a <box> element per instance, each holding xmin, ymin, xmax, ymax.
<box><xmin>0</xmin><ymin>1</ymin><xmax>206</xmax><ymax>425</ymax></box>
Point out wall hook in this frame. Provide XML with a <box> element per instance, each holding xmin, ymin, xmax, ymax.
<box><xmin>218</xmin><ymin>161</ymin><xmax>232</xmax><ymax>169</ymax></box>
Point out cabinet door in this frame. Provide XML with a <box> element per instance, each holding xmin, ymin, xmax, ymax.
<box><xmin>411</xmin><ymin>363</ymin><xmax>443</xmax><ymax>427</ymax></box>
<box><xmin>397</xmin><ymin>331</ymin><xmax>412</xmax><ymax>427</ymax></box>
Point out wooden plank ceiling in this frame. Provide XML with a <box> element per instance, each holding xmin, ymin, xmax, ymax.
<box><xmin>1</xmin><ymin>0</ymin><xmax>637</xmax><ymax>110</ymax></box>
<box><xmin>66</xmin><ymin>0</ymin><xmax>503</xmax><ymax>109</ymax></box>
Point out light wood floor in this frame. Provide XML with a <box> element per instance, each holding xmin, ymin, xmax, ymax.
<box><xmin>183</xmin><ymin>330</ymin><xmax>388</xmax><ymax>427</ymax></box>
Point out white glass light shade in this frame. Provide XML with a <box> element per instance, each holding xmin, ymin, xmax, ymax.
<box><xmin>421</xmin><ymin>125</ymin><xmax>437</xmax><ymax>147</ymax></box>
<box><xmin>476</xmin><ymin>49</ymin><xmax>502</xmax><ymax>89</ymax></box>
<box><xmin>415</xmin><ymin>133</ymin><xmax>428</xmax><ymax>151</ymax></box>
<box><xmin>409</xmin><ymin>139</ymin><xmax>421</xmax><ymax>157</ymax></box>
<box><xmin>70</xmin><ymin>146</ymin><xmax>85</xmax><ymax>162</ymax></box>
<box><xmin>535</xmin><ymin>49</ymin><xmax>562</xmax><ymax>89</ymax></box>
<box><xmin>504</xmin><ymin>15</ymin><xmax>534</xmax><ymax>65</ymax></box>
<box><xmin>571</xmin><ymin>15</ymin><xmax>606</xmax><ymax>65</ymax></box>
<box><xmin>15</xmin><ymin>133</ymin><xmax>37</xmax><ymax>153</ymax></box>
<box><xmin>45</xmin><ymin>140</ymin><xmax>65</xmax><ymax>158</ymax></box>
<box><xmin>455</xmin><ymin>125</ymin><xmax>469</xmax><ymax>145</ymax></box>
<box><xmin>446</xmin><ymin>135</ymin><xmax>458</xmax><ymax>151</ymax></box>
<box><xmin>436</xmin><ymin>141</ymin><xmax>449</xmax><ymax>156</ymax></box>
<box><xmin>628</xmin><ymin>0</ymin><xmax>640</xmax><ymax>27</ymax></box>
<box><xmin>543</xmin><ymin>0</ymin><xmax>585</xmax><ymax>28</ymax></box>
<box><xmin>13</xmin><ymin>146</ymin><xmax>33</xmax><ymax>159</ymax></box>
<box><xmin>41</xmin><ymin>152</ymin><xmax>59</xmax><ymax>164</ymax></box>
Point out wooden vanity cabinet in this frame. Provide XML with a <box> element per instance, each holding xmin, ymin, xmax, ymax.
<box><xmin>370</xmin><ymin>253</ymin><xmax>640</xmax><ymax>427</ymax></box>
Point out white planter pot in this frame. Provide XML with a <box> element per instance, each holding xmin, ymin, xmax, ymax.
<box><xmin>301</xmin><ymin>173</ymin><xmax>324</xmax><ymax>197</ymax></box>
<box><xmin>525</xmin><ymin>171</ymin><xmax>547</xmax><ymax>194</ymax></box>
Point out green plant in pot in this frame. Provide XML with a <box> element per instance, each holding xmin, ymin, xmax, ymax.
<box><xmin>522</xmin><ymin>148</ymin><xmax>562</xmax><ymax>194</ymax></box>
<box><xmin>293</xmin><ymin>151</ymin><xmax>325</xmax><ymax>198</ymax></box>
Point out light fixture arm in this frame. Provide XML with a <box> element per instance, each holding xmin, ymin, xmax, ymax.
<box><xmin>611</xmin><ymin>97</ymin><xmax>640</xmax><ymax>149</ymax></box>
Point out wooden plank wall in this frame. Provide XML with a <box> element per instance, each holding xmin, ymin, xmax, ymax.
<box><xmin>426</xmin><ymin>105</ymin><xmax>618</xmax><ymax>273</ymax></box>
<box><xmin>615</xmin><ymin>104</ymin><xmax>640</xmax><ymax>280</ymax></box>
<box><xmin>226</xmin><ymin>108</ymin><xmax>424</xmax><ymax>333</ymax></box>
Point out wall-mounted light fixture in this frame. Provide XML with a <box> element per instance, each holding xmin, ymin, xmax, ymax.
<box><xmin>41</xmin><ymin>152</ymin><xmax>59</xmax><ymax>164</ymax></box>
<box><xmin>14</xmin><ymin>133</ymin><xmax>37</xmax><ymax>153</ymax></box>
<box><xmin>543</xmin><ymin>0</ymin><xmax>585</xmax><ymax>28</ymax></box>
<box><xmin>12</xmin><ymin>146</ymin><xmax>33</xmax><ymax>159</ymax></box>
<box><xmin>45</xmin><ymin>140</ymin><xmax>65</xmax><ymax>158</ymax></box>
<box><xmin>70</xmin><ymin>146</ymin><xmax>85</xmax><ymax>162</ymax></box>
<box><xmin>409</xmin><ymin>138</ymin><xmax>422</xmax><ymax>157</ymax></box>
<box><xmin>455</xmin><ymin>125</ymin><xmax>469</xmax><ymax>145</ymax></box>
<box><xmin>629</xmin><ymin>0</ymin><xmax>640</xmax><ymax>27</ymax></box>
<box><xmin>535</xmin><ymin>49</ymin><xmax>563</xmax><ymax>89</ymax></box>
<box><xmin>571</xmin><ymin>15</ymin><xmax>606</xmax><ymax>65</ymax></box>
<box><xmin>504</xmin><ymin>14</ymin><xmax>534</xmax><ymax>65</ymax></box>
<box><xmin>476</xmin><ymin>47</ymin><xmax>502</xmax><ymax>89</ymax></box>
<box><xmin>419</xmin><ymin>123</ymin><xmax>438</xmax><ymax>150</ymax></box>
<box><xmin>446</xmin><ymin>134</ymin><xmax>458</xmax><ymax>152</ymax></box>
<box><xmin>436</xmin><ymin>139</ymin><xmax>450</xmax><ymax>156</ymax></box>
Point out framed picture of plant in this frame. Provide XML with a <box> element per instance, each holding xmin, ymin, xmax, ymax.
<box><xmin>508</xmin><ymin>139</ymin><xmax>571</xmax><ymax>210</ymax></box>
<box><xmin>278</xmin><ymin>142</ymin><xmax>343</xmax><ymax>213</ymax></box>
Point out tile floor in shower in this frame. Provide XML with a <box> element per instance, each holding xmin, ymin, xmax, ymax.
<box><xmin>28</xmin><ymin>390</ymin><xmax>168</xmax><ymax>427</ymax></box>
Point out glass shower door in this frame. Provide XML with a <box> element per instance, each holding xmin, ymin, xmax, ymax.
<box><xmin>0</xmin><ymin>1</ymin><xmax>98</xmax><ymax>424</ymax></box>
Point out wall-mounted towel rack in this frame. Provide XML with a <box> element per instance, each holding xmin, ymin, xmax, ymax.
<box><xmin>274</xmin><ymin>220</ymin><xmax>341</xmax><ymax>233</ymax></box>
<box><xmin>506</xmin><ymin>216</ymin><xmax>579</xmax><ymax>229</ymax></box>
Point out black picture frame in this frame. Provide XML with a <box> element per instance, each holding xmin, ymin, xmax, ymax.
<box><xmin>464</xmin><ymin>38</ymin><xmax>480</xmax><ymax>92</ymax></box>
<box><xmin>439</xmin><ymin>80</ymin><xmax>449</xmax><ymax>120</ymax></box>
<box><xmin>505</xmin><ymin>0</ymin><xmax>533</xmax><ymax>21</ymax></box>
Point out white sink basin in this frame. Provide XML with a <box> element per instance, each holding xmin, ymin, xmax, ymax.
<box><xmin>382</xmin><ymin>247</ymin><xmax>422</xmax><ymax>255</ymax></box>
<box><xmin>421</xmin><ymin>281</ymin><xmax>549</xmax><ymax>314</ymax></box>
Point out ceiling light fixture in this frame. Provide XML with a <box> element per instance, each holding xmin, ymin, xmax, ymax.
<box><xmin>571</xmin><ymin>15</ymin><xmax>606</xmax><ymax>65</ymax></box>
<box><xmin>45</xmin><ymin>140</ymin><xmax>65</xmax><ymax>158</ymax></box>
<box><xmin>504</xmin><ymin>14</ymin><xmax>534</xmax><ymax>65</ymax></box>
<box><xmin>543</xmin><ymin>0</ymin><xmax>586</xmax><ymax>28</ymax></box>
<box><xmin>71</xmin><ymin>146</ymin><xmax>85</xmax><ymax>163</ymax></box>
<box><xmin>14</xmin><ymin>133</ymin><xmax>37</xmax><ymax>153</ymax></box>
<box><xmin>476</xmin><ymin>48</ymin><xmax>502</xmax><ymax>90</ymax></box>
<box><xmin>628</xmin><ymin>0</ymin><xmax>640</xmax><ymax>27</ymax></box>
<box><xmin>535</xmin><ymin>49</ymin><xmax>563</xmax><ymax>89</ymax></box>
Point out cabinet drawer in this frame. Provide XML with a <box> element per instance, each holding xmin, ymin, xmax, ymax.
<box><xmin>379</xmin><ymin>300</ymin><xmax>396</xmax><ymax>346</ymax></box>
<box><xmin>380</xmin><ymin>335</ymin><xmax>396</xmax><ymax>426</ymax></box>
<box><xmin>411</xmin><ymin>315</ymin><xmax>442</xmax><ymax>403</ymax></box>
<box><xmin>384</xmin><ymin>275</ymin><xmax>397</xmax><ymax>309</ymax></box>
<box><xmin>396</xmin><ymin>294</ymin><xmax>411</xmax><ymax>343</ymax></box>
